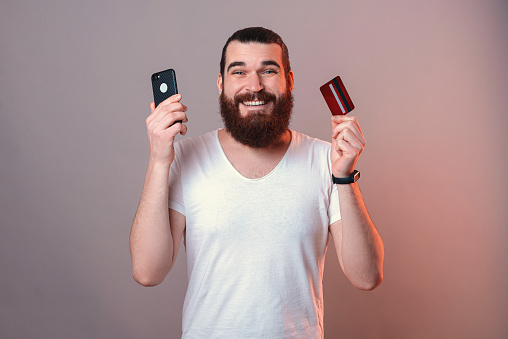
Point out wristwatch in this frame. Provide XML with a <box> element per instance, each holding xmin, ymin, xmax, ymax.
<box><xmin>332</xmin><ymin>170</ymin><xmax>360</xmax><ymax>184</ymax></box>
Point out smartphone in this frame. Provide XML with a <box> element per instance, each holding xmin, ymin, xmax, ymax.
<box><xmin>151</xmin><ymin>68</ymin><xmax>178</xmax><ymax>108</ymax></box>
<box><xmin>151</xmin><ymin>68</ymin><xmax>181</xmax><ymax>124</ymax></box>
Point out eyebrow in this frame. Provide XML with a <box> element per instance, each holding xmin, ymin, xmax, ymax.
<box><xmin>261</xmin><ymin>60</ymin><xmax>281</xmax><ymax>69</ymax></box>
<box><xmin>226</xmin><ymin>60</ymin><xmax>281</xmax><ymax>72</ymax></box>
<box><xmin>227</xmin><ymin>61</ymin><xmax>245</xmax><ymax>72</ymax></box>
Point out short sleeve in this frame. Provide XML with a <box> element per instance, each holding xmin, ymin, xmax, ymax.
<box><xmin>328</xmin><ymin>183</ymin><xmax>341</xmax><ymax>224</ymax></box>
<box><xmin>327</xmin><ymin>148</ymin><xmax>341</xmax><ymax>225</ymax></box>
<box><xmin>168</xmin><ymin>143</ymin><xmax>185</xmax><ymax>215</ymax></box>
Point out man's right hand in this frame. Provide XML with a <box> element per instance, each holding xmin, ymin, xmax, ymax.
<box><xmin>146</xmin><ymin>94</ymin><xmax>188</xmax><ymax>166</ymax></box>
<box><xmin>131</xmin><ymin>93</ymin><xmax>187</xmax><ymax>286</ymax></box>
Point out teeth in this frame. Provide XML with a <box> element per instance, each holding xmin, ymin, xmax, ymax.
<box><xmin>243</xmin><ymin>101</ymin><xmax>266</xmax><ymax>106</ymax></box>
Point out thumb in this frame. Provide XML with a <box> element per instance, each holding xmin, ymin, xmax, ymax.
<box><xmin>150</xmin><ymin>102</ymin><xmax>155</xmax><ymax>114</ymax></box>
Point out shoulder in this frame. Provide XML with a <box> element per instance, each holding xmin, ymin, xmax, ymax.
<box><xmin>172</xmin><ymin>130</ymin><xmax>221</xmax><ymax>168</ymax></box>
<box><xmin>174</xmin><ymin>129</ymin><xmax>219</xmax><ymax>152</ymax></box>
<box><xmin>286</xmin><ymin>130</ymin><xmax>333</xmax><ymax>178</ymax></box>
<box><xmin>290</xmin><ymin>130</ymin><xmax>331</xmax><ymax>153</ymax></box>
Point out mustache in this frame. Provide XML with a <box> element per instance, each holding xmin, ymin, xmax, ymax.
<box><xmin>234</xmin><ymin>91</ymin><xmax>276</xmax><ymax>104</ymax></box>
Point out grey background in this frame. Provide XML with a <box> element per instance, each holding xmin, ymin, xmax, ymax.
<box><xmin>1</xmin><ymin>0</ymin><xmax>507</xmax><ymax>338</ymax></box>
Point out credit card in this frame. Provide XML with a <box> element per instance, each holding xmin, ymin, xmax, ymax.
<box><xmin>320</xmin><ymin>76</ymin><xmax>355</xmax><ymax>115</ymax></box>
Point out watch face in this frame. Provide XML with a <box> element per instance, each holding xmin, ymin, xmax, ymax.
<box><xmin>353</xmin><ymin>170</ymin><xmax>360</xmax><ymax>182</ymax></box>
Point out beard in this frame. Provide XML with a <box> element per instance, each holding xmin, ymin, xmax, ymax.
<box><xmin>219</xmin><ymin>88</ymin><xmax>294</xmax><ymax>148</ymax></box>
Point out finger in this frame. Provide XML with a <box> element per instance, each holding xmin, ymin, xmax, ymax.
<box><xmin>156</xmin><ymin>111</ymin><xmax>188</xmax><ymax>130</ymax></box>
<box><xmin>335</xmin><ymin>138</ymin><xmax>359</xmax><ymax>159</ymax></box>
<box><xmin>337</xmin><ymin>128</ymin><xmax>364</xmax><ymax>151</ymax></box>
<box><xmin>179</xmin><ymin>123</ymin><xmax>188</xmax><ymax>136</ymax></box>
<box><xmin>153</xmin><ymin>102</ymin><xmax>188</xmax><ymax>123</ymax></box>
<box><xmin>332</xmin><ymin>121</ymin><xmax>362</xmax><ymax>141</ymax></box>
<box><xmin>333</xmin><ymin>130</ymin><xmax>361</xmax><ymax>154</ymax></box>
<box><xmin>160</xmin><ymin>93</ymin><xmax>182</xmax><ymax>106</ymax></box>
<box><xmin>165</xmin><ymin>118</ymin><xmax>188</xmax><ymax>137</ymax></box>
<box><xmin>331</xmin><ymin>114</ymin><xmax>356</xmax><ymax>124</ymax></box>
<box><xmin>149</xmin><ymin>116</ymin><xmax>186</xmax><ymax>143</ymax></box>
<box><xmin>331</xmin><ymin>118</ymin><xmax>365</xmax><ymax>146</ymax></box>
<box><xmin>334</xmin><ymin>124</ymin><xmax>365</xmax><ymax>149</ymax></box>
<box><xmin>150</xmin><ymin>102</ymin><xmax>155</xmax><ymax>114</ymax></box>
<box><xmin>159</xmin><ymin>102</ymin><xmax>188</xmax><ymax>114</ymax></box>
<box><xmin>150</xmin><ymin>94</ymin><xmax>183</xmax><ymax>116</ymax></box>
<box><xmin>332</xmin><ymin>115</ymin><xmax>363</xmax><ymax>135</ymax></box>
<box><xmin>331</xmin><ymin>115</ymin><xmax>360</xmax><ymax>132</ymax></box>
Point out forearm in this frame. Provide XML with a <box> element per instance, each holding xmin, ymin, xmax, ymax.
<box><xmin>130</xmin><ymin>159</ymin><xmax>173</xmax><ymax>286</ymax></box>
<box><xmin>337</xmin><ymin>183</ymin><xmax>384</xmax><ymax>290</ymax></box>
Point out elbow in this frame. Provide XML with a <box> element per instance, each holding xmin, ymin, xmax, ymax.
<box><xmin>353</xmin><ymin>270</ymin><xmax>383</xmax><ymax>291</ymax></box>
<box><xmin>133</xmin><ymin>270</ymin><xmax>163</xmax><ymax>287</ymax></box>
<box><xmin>356</xmin><ymin>247</ymin><xmax>385</xmax><ymax>291</ymax></box>
<box><xmin>132</xmin><ymin>264</ymin><xmax>166</xmax><ymax>287</ymax></box>
<box><xmin>130</xmin><ymin>246</ymin><xmax>172</xmax><ymax>287</ymax></box>
<box><xmin>357</xmin><ymin>273</ymin><xmax>383</xmax><ymax>291</ymax></box>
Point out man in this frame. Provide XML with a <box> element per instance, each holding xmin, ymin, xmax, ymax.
<box><xmin>130</xmin><ymin>27</ymin><xmax>384</xmax><ymax>338</ymax></box>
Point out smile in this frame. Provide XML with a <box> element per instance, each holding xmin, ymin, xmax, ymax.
<box><xmin>242</xmin><ymin>101</ymin><xmax>266</xmax><ymax>106</ymax></box>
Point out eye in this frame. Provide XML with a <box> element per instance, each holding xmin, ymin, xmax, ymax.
<box><xmin>264</xmin><ymin>69</ymin><xmax>277</xmax><ymax>74</ymax></box>
<box><xmin>231</xmin><ymin>70</ymin><xmax>245</xmax><ymax>75</ymax></box>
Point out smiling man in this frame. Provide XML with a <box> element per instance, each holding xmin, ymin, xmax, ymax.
<box><xmin>218</xmin><ymin>40</ymin><xmax>294</xmax><ymax>149</ymax></box>
<box><xmin>130</xmin><ymin>27</ymin><xmax>384</xmax><ymax>338</ymax></box>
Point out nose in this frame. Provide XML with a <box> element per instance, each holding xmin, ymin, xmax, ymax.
<box><xmin>245</xmin><ymin>73</ymin><xmax>264</xmax><ymax>93</ymax></box>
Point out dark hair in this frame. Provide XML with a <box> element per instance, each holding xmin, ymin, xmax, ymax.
<box><xmin>219</xmin><ymin>27</ymin><xmax>291</xmax><ymax>77</ymax></box>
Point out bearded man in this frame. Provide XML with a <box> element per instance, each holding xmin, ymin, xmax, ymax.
<box><xmin>130</xmin><ymin>27</ymin><xmax>384</xmax><ymax>338</ymax></box>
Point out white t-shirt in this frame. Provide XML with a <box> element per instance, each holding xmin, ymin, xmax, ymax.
<box><xmin>168</xmin><ymin>129</ymin><xmax>341</xmax><ymax>339</ymax></box>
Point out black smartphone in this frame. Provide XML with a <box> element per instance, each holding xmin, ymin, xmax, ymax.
<box><xmin>151</xmin><ymin>68</ymin><xmax>178</xmax><ymax>108</ymax></box>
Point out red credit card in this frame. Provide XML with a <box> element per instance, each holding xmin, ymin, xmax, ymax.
<box><xmin>320</xmin><ymin>76</ymin><xmax>355</xmax><ymax>115</ymax></box>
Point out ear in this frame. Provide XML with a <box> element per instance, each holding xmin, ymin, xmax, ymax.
<box><xmin>287</xmin><ymin>70</ymin><xmax>294</xmax><ymax>93</ymax></box>
<box><xmin>217</xmin><ymin>73</ymin><xmax>223</xmax><ymax>95</ymax></box>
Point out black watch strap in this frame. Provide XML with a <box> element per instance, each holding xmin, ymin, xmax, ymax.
<box><xmin>332</xmin><ymin>170</ymin><xmax>360</xmax><ymax>184</ymax></box>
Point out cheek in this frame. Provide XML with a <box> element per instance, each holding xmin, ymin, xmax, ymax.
<box><xmin>268</xmin><ymin>77</ymin><xmax>288</xmax><ymax>93</ymax></box>
<box><xmin>223</xmin><ymin>81</ymin><xmax>243</xmax><ymax>97</ymax></box>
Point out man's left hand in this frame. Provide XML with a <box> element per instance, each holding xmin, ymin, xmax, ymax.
<box><xmin>331</xmin><ymin>115</ymin><xmax>366</xmax><ymax>178</ymax></box>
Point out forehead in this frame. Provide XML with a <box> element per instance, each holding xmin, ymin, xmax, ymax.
<box><xmin>225</xmin><ymin>41</ymin><xmax>283</xmax><ymax>67</ymax></box>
